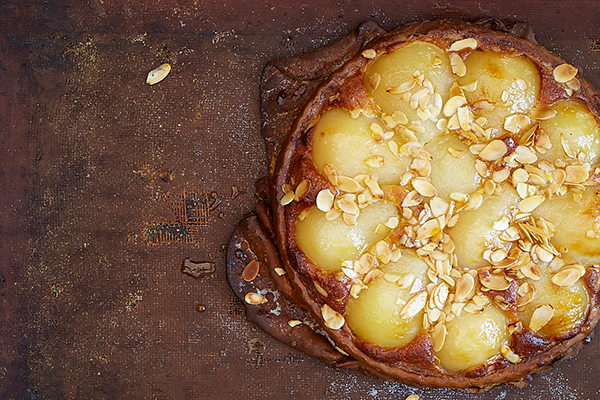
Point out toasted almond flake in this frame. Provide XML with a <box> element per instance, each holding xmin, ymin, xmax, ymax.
<box><xmin>364</xmin><ymin>176</ymin><xmax>384</xmax><ymax>199</ymax></box>
<box><xmin>447</xmin><ymin>147</ymin><xmax>465</xmax><ymax>158</ymax></box>
<box><xmin>531</xmin><ymin>105</ymin><xmax>558</xmax><ymax>120</ymax></box>
<box><xmin>280</xmin><ymin>190</ymin><xmax>295</xmax><ymax>206</ymax></box>
<box><xmin>342</xmin><ymin>212</ymin><xmax>358</xmax><ymax>226</ymax></box>
<box><xmin>535</xmin><ymin>246</ymin><xmax>554</xmax><ymax>263</ymax></box>
<box><xmin>321</xmin><ymin>304</ymin><xmax>345</xmax><ymax>330</ymax></box>
<box><xmin>480</xmin><ymin>273</ymin><xmax>511</xmax><ymax>291</ymax></box>
<box><xmin>374</xmin><ymin>240</ymin><xmax>392</xmax><ymax>264</ymax></box>
<box><xmin>316</xmin><ymin>189</ymin><xmax>335</xmax><ymax>212</ymax></box>
<box><xmin>479</xmin><ymin>140</ymin><xmax>507</xmax><ymax>161</ymax></box>
<box><xmin>518</xmin><ymin>195</ymin><xmax>545</xmax><ymax>213</ymax></box>
<box><xmin>431</xmin><ymin>322</ymin><xmax>448</xmax><ymax>352</ymax></box>
<box><xmin>501</xmin><ymin>344</ymin><xmax>521</xmax><ymax>363</ymax></box>
<box><xmin>514</xmin><ymin>77</ymin><xmax>528</xmax><ymax>91</ymax></box>
<box><xmin>465</xmin><ymin>192</ymin><xmax>484</xmax><ymax>210</ymax></box>
<box><xmin>313</xmin><ymin>281</ymin><xmax>329</xmax><ymax>297</ymax></box>
<box><xmin>401</xmin><ymin>291</ymin><xmax>428</xmax><ymax>319</ymax></box>
<box><xmin>385</xmin><ymin>216</ymin><xmax>400</xmax><ymax>229</ymax></box>
<box><xmin>146</xmin><ymin>63</ymin><xmax>171</xmax><ymax>85</ymax></box>
<box><xmin>405</xmin><ymin>395</ymin><xmax>420</xmax><ymax>400</ymax></box>
<box><xmin>387</xmin><ymin>140</ymin><xmax>399</xmax><ymax>157</ymax></box>
<box><xmin>361</xmin><ymin>48</ymin><xmax>377</xmax><ymax>59</ymax></box>
<box><xmin>417</xmin><ymin>218</ymin><xmax>441</xmax><ymax>240</ymax></box>
<box><xmin>402</xmin><ymin>190</ymin><xmax>424</xmax><ymax>207</ymax></box>
<box><xmin>490</xmin><ymin>249</ymin><xmax>508</xmax><ymax>264</ymax></box>
<box><xmin>412</xmin><ymin>178</ymin><xmax>436</xmax><ymax>197</ymax></box>
<box><xmin>501</xmin><ymin>89</ymin><xmax>509</xmax><ymax>103</ymax></box>
<box><xmin>323</xmin><ymin>164</ymin><xmax>340</xmax><ymax>186</ymax></box>
<box><xmin>294</xmin><ymin>179</ymin><xmax>311</xmax><ymax>201</ymax></box>
<box><xmin>442</xmin><ymin>95</ymin><xmax>467</xmax><ymax>117</ymax></box>
<box><xmin>567</xmin><ymin>77</ymin><xmax>581</xmax><ymax>90</ymax></box>
<box><xmin>387</xmin><ymin>80</ymin><xmax>416</xmax><ymax>94</ymax></box>
<box><xmin>457</xmin><ymin>105</ymin><xmax>471</xmax><ymax>131</ymax></box>
<box><xmin>449</xmin><ymin>37</ymin><xmax>478</xmax><ymax>52</ymax></box>
<box><xmin>521</xmin><ymin>262</ymin><xmax>541</xmax><ymax>280</ymax></box>
<box><xmin>454</xmin><ymin>274</ymin><xmax>474</xmax><ymax>302</ymax></box>
<box><xmin>242</xmin><ymin>260</ymin><xmax>260</xmax><ymax>282</ymax></box>
<box><xmin>430</xmin><ymin>197</ymin><xmax>450</xmax><ymax>218</ymax></box>
<box><xmin>450</xmin><ymin>53</ymin><xmax>466</xmax><ymax>77</ymax></box>
<box><xmin>553</xmin><ymin>63</ymin><xmax>578</xmax><ymax>83</ymax></box>
<box><xmin>449</xmin><ymin>192</ymin><xmax>469</xmax><ymax>203</ymax></box>
<box><xmin>325</xmin><ymin>208</ymin><xmax>342</xmax><ymax>221</ymax></box>
<box><xmin>530</xmin><ymin>304</ymin><xmax>554</xmax><ymax>331</ymax></box>
<box><xmin>565</xmin><ymin>165</ymin><xmax>589</xmax><ymax>184</ymax></box>
<box><xmin>368</xmin><ymin>73</ymin><xmax>381</xmax><ymax>90</ymax></box>
<box><xmin>504</xmin><ymin>114</ymin><xmax>531</xmax><ymax>134</ymax></box>
<box><xmin>365</xmin><ymin>155</ymin><xmax>385</xmax><ymax>169</ymax></box>
<box><xmin>244</xmin><ymin>292</ymin><xmax>267</xmax><ymax>305</ymax></box>
<box><xmin>552</xmin><ymin>265</ymin><xmax>584</xmax><ymax>287</ymax></box>
<box><xmin>560</xmin><ymin>133</ymin><xmax>576</xmax><ymax>158</ymax></box>
<box><xmin>337</xmin><ymin>197</ymin><xmax>359</xmax><ymax>215</ymax></box>
<box><xmin>514</xmin><ymin>145</ymin><xmax>538</xmax><ymax>164</ymax></box>
<box><xmin>337</xmin><ymin>176</ymin><xmax>361</xmax><ymax>193</ymax></box>
<box><xmin>489</xmin><ymin>169</ymin><xmax>509</xmax><ymax>185</ymax></box>
<box><xmin>288</xmin><ymin>320</ymin><xmax>302</xmax><ymax>327</ymax></box>
<box><xmin>274</xmin><ymin>267</ymin><xmax>287</xmax><ymax>276</ymax></box>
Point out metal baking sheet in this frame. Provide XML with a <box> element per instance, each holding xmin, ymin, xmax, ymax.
<box><xmin>1</xmin><ymin>0</ymin><xmax>600</xmax><ymax>398</ymax></box>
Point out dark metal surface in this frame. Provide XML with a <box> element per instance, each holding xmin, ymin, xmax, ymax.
<box><xmin>1</xmin><ymin>1</ymin><xmax>600</xmax><ymax>399</ymax></box>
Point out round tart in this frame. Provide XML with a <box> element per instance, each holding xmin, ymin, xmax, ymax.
<box><xmin>228</xmin><ymin>19</ymin><xmax>600</xmax><ymax>390</ymax></box>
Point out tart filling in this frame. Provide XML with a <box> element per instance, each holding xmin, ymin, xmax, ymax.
<box><xmin>274</xmin><ymin>21</ymin><xmax>600</xmax><ymax>386</ymax></box>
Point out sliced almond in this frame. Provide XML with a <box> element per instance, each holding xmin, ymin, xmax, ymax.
<box><xmin>387</xmin><ymin>80</ymin><xmax>416</xmax><ymax>94</ymax></box>
<box><xmin>412</xmin><ymin>178</ymin><xmax>436</xmax><ymax>197</ymax></box>
<box><xmin>518</xmin><ymin>195</ymin><xmax>545</xmax><ymax>213</ymax></box>
<box><xmin>337</xmin><ymin>176</ymin><xmax>361</xmax><ymax>193</ymax></box>
<box><xmin>288</xmin><ymin>320</ymin><xmax>303</xmax><ymax>327</ymax></box>
<box><xmin>244</xmin><ymin>292</ymin><xmax>267</xmax><ymax>305</ymax></box>
<box><xmin>431</xmin><ymin>322</ymin><xmax>448</xmax><ymax>352</ymax></box>
<box><xmin>450</xmin><ymin>53</ymin><xmax>467</xmax><ymax>77</ymax></box>
<box><xmin>521</xmin><ymin>262</ymin><xmax>541</xmax><ymax>280</ymax></box>
<box><xmin>368</xmin><ymin>73</ymin><xmax>381</xmax><ymax>90</ymax></box>
<box><xmin>552</xmin><ymin>265</ymin><xmax>584</xmax><ymax>287</ymax></box>
<box><xmin>553</xmin><ymin>63</ymin><xmax>578</xmax><ymax>83</ymax></box>
<box><xmin>274</xmin><ymin>267</ymin><xmax>287</xmax><ymax>276</ymax></box>
<box><xmin>479</xmin><ymin>140</ymin><xmax>507</xmax><ymax>161</ymax></box>
<box><xmin>530</xmin><ymin>105</ymin><xmax>557</xmax><ymax>120</ymax></box>
<box><xmin>361</xmin><ymin>48</ymin><xmax>377</xmax><ymax>59</ymax></box>
<box><xmin>480</xmin><ymin>274</ymin><xmax>511</xmax><ymax>291</ymax></box>
<box><xmin>504</xmin><ymin>114</ymin><xmax>531</xmax><ymax>134</ymax></box>
<box><xmin>323</xmin><ymin>164</ymin><xmax>340</xmax><ymax>186</ymax></box>
<box><xmin>280</xmin><ymin>190</ymin><xmax>295</xmax><ymax>206</ymax></box>
<box><xmin>321</xmin><ymin>304</ymin><xmax>345</xmax><ymax>330</ymax></box>
<box><xmin>400</xmin><ymin>291</ymin><xmax>428</xmax><ymax>319</ymax></box>
<box><xmin>442</xmin><ymin>95</ymin><xmax>467</xmax><ymax>117</ymax></box>
<box><xmin>316</xmin><ymin>189</ymin><xmax>335</xmax><ymax>212</ymax></box>
<box><xmin>454</xmin><ymin>273</ymin><xmax>475</xmax><ymax>302</ymax></box>
<box><xmin>242</xmin><ymin>260</ymin><xmax>260</xmax><ymax>282</ymax></box>
<box><xmin>514</xmin><ymin>145</ymin><xmax>538</xmax><ymax>164</ymax></box>
<box><xmin>529</xmin><ymin>304</ymin><xmax>554</xmax><ymax>331</ymax></box>
<box><xmin>500</xmin><ymin>344</ymin><xmax>521</xmax><ymax>364</ymax></box>
<box><xmin>365</xmin><ymin>155</ymin><xmax>385</xmax><ymax>168</ymax></box>
<box><xmin>565</xmin><ymin>164</ymin><xmax>589</xmax><ymax>184</ymax></box>
<box><xmin>294</xmin><ymin>179</ymin><xmax>311</xmax><ymax>201</ymax></box>
<box><xmin>146</xmin><ymin>63</ymin><xmax>171</xmax><ymax>85</ymax></box>
<box><xmin>449</xmin><ymin>37</ymin><xmax>478</xmax><ymax>51</ymax></box>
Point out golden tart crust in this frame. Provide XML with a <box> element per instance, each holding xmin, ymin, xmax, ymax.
<box><xmin>227</xmin><ymin>19</ymin><xmax>600</xmax><ymax>390</ymax></box>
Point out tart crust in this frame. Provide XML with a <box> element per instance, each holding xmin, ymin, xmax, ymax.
<box><xmin>227</xmin><ymin>19</ymin><xmax>600</xmax><ymax>390</ymax></box>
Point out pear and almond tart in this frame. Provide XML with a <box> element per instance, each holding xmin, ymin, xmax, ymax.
<box><xmin>230</xmin><ymin>19</ymin><xmax>600</xmax><ymax>390</ymax></box>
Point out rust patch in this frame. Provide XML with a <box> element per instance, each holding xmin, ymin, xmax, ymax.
<box><xmin>144</xmin><ymin>190</ymin><xmax>221</xmax><ymax>244</ymax></box>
